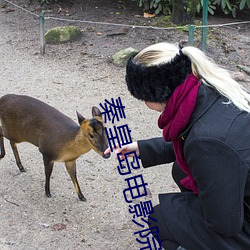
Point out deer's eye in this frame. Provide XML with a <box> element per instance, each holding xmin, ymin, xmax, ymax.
<box><xmin>89</xmin><ymin>133</ymin><xmax>94</xmax><ymax>139</ymax></box>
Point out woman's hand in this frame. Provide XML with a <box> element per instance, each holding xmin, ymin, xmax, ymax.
<box><xmin>104</xmin><ymin>142</ymin><xmax>139</xmax><ymax>160</ymax></box>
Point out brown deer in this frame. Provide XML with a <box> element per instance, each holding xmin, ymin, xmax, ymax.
<box><xmin>0</xmin><ymin>94</ymin><xmax>110</xmax><ymax>201</ymax></box>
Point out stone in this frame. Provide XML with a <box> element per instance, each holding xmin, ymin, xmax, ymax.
<box><xmin>231</xmin><ymin>71</ymin><xmax>247</xmax><ymax>82</ymax></box>
<box><xmin>0</xmin><ymin>0</ymin><xmax>6</xmax><ymax>8</ymax></box>
<box><xmin>112</xmin><ymin>47</ymin><xmax>138</xmax><ymax>67</ymax></box>
<box><xmin>45</xmin><ymin>26</ymin><xmax>82</xmax><ymax>44</ymax></box>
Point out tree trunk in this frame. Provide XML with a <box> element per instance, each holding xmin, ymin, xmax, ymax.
<box><xmin>171</xmin><ymin>0</ymin><xmax>198</xmax><ymax>25</ymax></box>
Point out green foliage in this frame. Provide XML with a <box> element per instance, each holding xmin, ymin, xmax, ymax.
<box><xmin>213</xmin><ymin>0</ymin><xmax>237</xmax><ymax>17</ymax></box>
<box><xmin>135</xmin><ymin>0</ymin><xmax>250</xmax><ymax>18</ymax></box>
<box><xmin>197</xmin><ymin>0</ymin><xmax>216</xmax><ymax>15</ymax></box>
<box><xmin>206</xmin><ymin>0</ymin><xmax>250</xmax><ymax>18</ymax></box>
<box><xmin>136</xmin><ymin>0</ymin><xmax>172</xmax><ymax>15</ymax></box>
<box><xmin>239</xmin><ymin>0</ymin><xmax>250</xmax><ymax>9</ymax></box>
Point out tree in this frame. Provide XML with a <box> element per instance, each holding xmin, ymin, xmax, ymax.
<box><xmin>171</xmin><ymin>0</ymin><xmax>199</xmax><ymax>25</ymax></box>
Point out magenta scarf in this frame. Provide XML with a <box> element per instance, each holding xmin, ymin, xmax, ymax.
<box><xmin>158</xmin><ymin>73</ymin><xmax>201</xmax><ymax>194</ymax></box>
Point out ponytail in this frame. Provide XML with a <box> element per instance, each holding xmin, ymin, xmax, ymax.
<box><xmin>133</xmin><ymin>42</ymin><xmax>250</xmax><ymax>112</ymax></box>
<box><xmin>182</xmin><ymin>46</ymin><xmax>250</xmax><ymax>112</ymax></box>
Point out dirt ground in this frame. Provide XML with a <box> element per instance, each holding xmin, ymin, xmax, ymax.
<box><xmin>0</xmin><ymin>0</ymin><xmax>249</xmax><ymax>249</ymax></box>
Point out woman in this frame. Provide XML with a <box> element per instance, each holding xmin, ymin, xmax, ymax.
<box><xmin>105</xmin><ymin>42</ymin><xmax>250</xmax><ymax>250</ymax></box>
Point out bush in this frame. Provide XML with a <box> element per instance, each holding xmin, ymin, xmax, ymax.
<box><xmin>212</xmin><ymin>0</ymin><xmax>250</xmax><ymax>17</ymax></box>
<box><xmin>196</xmin><ymin>0</ymin><xmax>246</xmax><ymax>18</ymax></box>
<box><xmin>135</xmin><ymin>0</ymin><xmax>172</xmax><ymax>15</ymax></box>
<box><xmin>136</xmin><ymin>0</ymin><xmax>250</xmax><ymax>17</ymax></box>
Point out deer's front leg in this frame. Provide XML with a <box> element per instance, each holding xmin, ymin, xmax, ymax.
<box><xmin>65</xmin><ymin>160</ymin><xmax>86</xmax><ymax>202</ymax></box>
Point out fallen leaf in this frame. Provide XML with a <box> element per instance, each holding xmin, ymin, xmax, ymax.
<box><xmin>143</xmin><ymin>12</ymin><xmax>155</xmax><ymax>18</ymax></box>
<box><xmin>51</xmin><ymin>223</ymin><xmax>67</xmax><ymax>231</ymax></box>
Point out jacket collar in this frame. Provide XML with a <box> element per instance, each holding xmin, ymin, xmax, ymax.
<box><xmin>179</xmin><ymin>83</ymin><xmax>220</xmax><ymax>140</ymax></box>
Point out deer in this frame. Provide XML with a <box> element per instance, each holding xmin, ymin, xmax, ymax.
<box><xmin>0</xmin><ymin>94</ymin><xmax>110</xmax><ymax>201</ymax></box>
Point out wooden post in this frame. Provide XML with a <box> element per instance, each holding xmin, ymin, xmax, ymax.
<box><xmin>39</xmin><ymin>11</ymin><xmax>45</xmax><ymax>55</ymax></box>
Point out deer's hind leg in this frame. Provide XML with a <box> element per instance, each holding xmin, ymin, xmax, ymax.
<box><xmin>65</xmin><ymin>161</ymin><xmax>86</xmax><ymax>202</ymax></box>
<box><xmin>0</xmin><ymin>126</ymin><xmax>5</xmax><ymax>159</ymax></box>
<box><xmin>10</xmin><ymin>141</ymin><xmax>26</xmax><ymax>172</ymax></box>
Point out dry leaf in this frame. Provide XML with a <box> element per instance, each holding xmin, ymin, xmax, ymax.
<box><xmin>51</xmin><ymin>223</ymin><xmax>67</xmax><ymax>231</ymax></box>
<box><xmin>143</xmin><ymin>12</ymin><xmax>155</xmax><ymax>18</ymax></box>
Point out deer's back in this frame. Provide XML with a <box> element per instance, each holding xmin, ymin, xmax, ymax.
<box><xmin>0</xmin><ymin>94</ymin><xmax>79</xmax><ymax>147</ymax></box>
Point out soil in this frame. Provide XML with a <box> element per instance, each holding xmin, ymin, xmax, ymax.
<box><xmin>0</xmin><ymin>0</ymin><xmax>249</xmax><ymax>249</ymax></box>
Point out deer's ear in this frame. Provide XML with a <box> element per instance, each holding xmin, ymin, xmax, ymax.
<box><xmin>92</xmin><ymin>106</ymin><xmax>102</xmax><ymax>117</ymax></box>
<box><xmin>76</xmin><ymin>111</ymin><xmax>85</xmax><ymax>125</ymax></box>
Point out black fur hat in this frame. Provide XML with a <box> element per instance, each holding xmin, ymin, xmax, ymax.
<box><xmin>125</xmin><ymin>52</ymin><xmax>192</xmax><ymax>103</ymax></box>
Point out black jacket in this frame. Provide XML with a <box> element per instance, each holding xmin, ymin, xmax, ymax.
<box><xmin>138</xmin><ymin>84</ymin><xmax>250</xmax><ymax>250</ymax></box>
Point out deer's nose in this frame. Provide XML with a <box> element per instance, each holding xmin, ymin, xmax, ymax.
<box><xmin>103</xmin><ymin>152</ymin><xmax>111</xmax><ymax>159</ymax></box>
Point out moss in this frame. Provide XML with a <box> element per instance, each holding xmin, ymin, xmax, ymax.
<box><xmin>112</xmin><ymin>48</ymin><xmax>138</xmax><ymax>67</ymax></box>
<box><xmin>152</xmin><ymin>16</ymin><xmax>172</xmax><ymax>27</ymax></box>
<box><xmin>45</xmin><ymin>26</ymin><xmax>82</xmax><ymax>44</ymax></box>
<box><xmin>152</xmin><ymin>16</ymin><xmax>198</xmax><ymax>32</ymax></box>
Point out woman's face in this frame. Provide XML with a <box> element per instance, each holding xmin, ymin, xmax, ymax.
<box><xmin>145</xmin><ymin>102</ymin><xmax>166</xmax><ymax>112</ymax></box>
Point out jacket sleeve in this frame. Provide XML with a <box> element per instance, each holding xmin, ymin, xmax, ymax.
<box><xmin>137</xmin><ymin>137</ymin><xmax>176</xmax><ymax>168</ymax></box>
<box><xmin>185</xmin><ymin>136</ymin><xmax>248</xmax><ymax>237</ymax></box>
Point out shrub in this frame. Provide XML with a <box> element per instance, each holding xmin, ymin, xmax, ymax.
<box><xmin>136</xmin><ymin>0</ymin><xmax>250</xmax><ymax>17</ymax></box>
<box><xmin>135</xmin><ymin>0</ymin><xmax>172</xmax><ymax>15</ymax></box>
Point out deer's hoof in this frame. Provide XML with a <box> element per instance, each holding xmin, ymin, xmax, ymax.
<box><xmin>46</xmin><ymin>193</ymin><xmax>52</xmax><ymax>198</ymax></box>
<box><xmin>79</xmin><ymin>196</ymin><xmax>87</xmax><ymax>202</ymax></box>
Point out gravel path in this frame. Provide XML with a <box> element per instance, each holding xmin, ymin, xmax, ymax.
<box><xmin>0</xmin><ymin>4</ymin><xmax>176</xmax><ymax>250</ymax></box>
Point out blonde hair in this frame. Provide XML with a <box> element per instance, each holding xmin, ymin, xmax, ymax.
<box><xmin>134</xmin><ymin>42</ymin><xmax>250</xmax><ymax>113</ymax></box>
